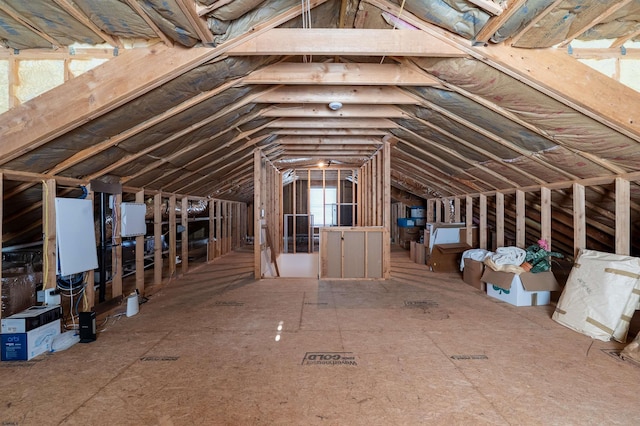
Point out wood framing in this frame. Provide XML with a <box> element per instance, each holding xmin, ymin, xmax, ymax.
<box><xmin>112</xmin><ymin>193</ymin><xmax>123</xmax><ymax>298</ymax></box>
<box><xmin>615</xmin><ymin>178</ymin><xmax>631</xmax><ymax>255</ymax></box>
<box><xmin>227</xmin><ymin>29</ymin><xmax>467</xmax><ymax>57</ymax></box>
<box><xmin>135</xmin><ymin>190</ymin><xmax>145</xmax><ymax>295</ymax></box>
<box><xmin>572</xmin><ymin>183</ymin><xmax>586</xmax><ymax>258</ymax></box>
<box><xmin>154</xmin><ymin>193</ymin><xmax>163</xmax><ymax>286</ymax></box>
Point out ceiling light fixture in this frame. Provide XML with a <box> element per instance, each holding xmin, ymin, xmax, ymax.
<box><xmin>328</xmin><ymin>101</ymin><xmax>343</xmax><ymax>111</ymax></box>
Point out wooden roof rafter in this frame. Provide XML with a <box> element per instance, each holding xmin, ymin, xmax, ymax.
<box><xmin>367</xmin><ymin>0</ymin><xmax>640</xmax><ymax>143</ymax></box>
<box><xmin>558</xmin><ymin>0</ymin><xmax>635</xmax><ymax>48</ymax></box>
<box><xmin>52</xmin><ymin>0</ymin><xmax>122</xmax><ymax>48</ymax></box>
<box><xmin>0</xmin><ymin>1</ymin><xmax>62</xmax><ymax>48</ymax></box>
<box><xmin>123</xmin><ymin>0</ymin><xmax>174</xmax><ymax>46</ymax></box>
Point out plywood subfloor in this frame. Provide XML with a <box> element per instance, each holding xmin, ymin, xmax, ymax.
<box><xmin>2</xmin><ymin>246</ymin><xmax>640</xmax><ymax>425</ymax></box>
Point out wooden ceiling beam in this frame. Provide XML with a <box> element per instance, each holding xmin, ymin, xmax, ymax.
<box><xmin>252</xmin><ymin>85</ymin><xmax>419</xmax><ymax>105</ymax></box>
<box><xmin>241</xmin><ymin>62</ymin><xmax>440</xmax><ymax>86</ymax></box>
<box><xmin>275</xmin><ymin>136</ymin><xmax>383</xmax><ymax>145</ymax></box>
<box><xmin>261</xmin><ymin>104</ymin><xmax>407</xmax><ymax>118</ymax></box>
<box><xmin>266</xmin><ymin>118</ymin><xmax>398</xmax><ymax>129</ymax></box>
<box><xmin>272</xmin><ymin>129</ymin><xmax>389</xmax><ymax>136</ymax></box>
<box><xmin>227</xmin><ymin>28</ymin><xmax>467</xmax><ymax>57</ymax></box>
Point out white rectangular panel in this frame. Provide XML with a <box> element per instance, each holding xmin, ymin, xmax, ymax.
<box><xmin>55</xmin><ymin>198</ymin><xmax>98</xmax><ymax>276</ymax></box>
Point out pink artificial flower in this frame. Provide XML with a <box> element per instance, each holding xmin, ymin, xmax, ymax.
<box><xmin>537</xmin><ymin>239</ymin><xmax>549</xmax><ymax>251</ymax></box>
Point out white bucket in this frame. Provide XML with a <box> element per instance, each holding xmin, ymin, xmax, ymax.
<box><xmin>126</xmin><ymin>293</ymin><xmax>139</xmax><ymax>317</ymax></box>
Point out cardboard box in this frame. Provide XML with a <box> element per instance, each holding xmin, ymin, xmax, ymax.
<box><xmin>463</xmin><ymin>258</ymin><xmax>485</xmax><ymax>291</ymax></box>
<box><xmin>397</xmin><ymin>218</ymin><xmax>416</xmax><ymax>227</ymax></box>
<box><xmin>482</xmin><ymin>269</ymin><xmax>560</xmax><ymax>306</ymax></box>
<box><xmin>1</xmin><ymin>305</ymin><xmax>62</xmax><ymax>333</ymax></box>
<box><xmin>428</xmin><ymin>243</ymin><xmax>471</xmax><ymax>273</ymax></box>
<box><xmin>1</xmin><ymin>319</ymin><xmax>61</xmax><ymax>361</ymax></box>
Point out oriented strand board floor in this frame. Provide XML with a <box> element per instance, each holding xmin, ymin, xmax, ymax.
<box><xmin>2</xmin><ymin>246</ymin><xmax>640</xmax><ymax>425</ymax></box>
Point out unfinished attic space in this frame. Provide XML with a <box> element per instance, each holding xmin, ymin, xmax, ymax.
<box><xmin>2</xmin><ymin>0</ymin><xmax>640</xmax><ymax>423</ymax></box>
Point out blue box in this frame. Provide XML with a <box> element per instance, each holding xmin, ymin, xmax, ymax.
<box><xmin>1</xmin><ymin>319</ymin><xmax>60</xmax><ymax>361</ymax></box>
<box><xmin>397</xmin><ymin>218</ymin><xmax>416</xmax><ymax>227</ymax></box>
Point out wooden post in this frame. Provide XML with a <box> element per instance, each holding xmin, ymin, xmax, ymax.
<box><xmin>615</xmin><ymin>177</ymin><xmax>630</xmax><ymax>255</ymax></box>
<box><xmin>43</xmin><ymin>179</ymin><xmax>57</xmax><ymax>291</ymax></box>
<box><xmin>454</xmin><ymin>197</ymin><xmax>461</xmax><ymax>223</ymax></box>
<box><xmin>254</xmin><ymin>149</ymin><xmax>262</xmax><ymax>279</ymax></box>
<box><xmin>427</xmin><ymin>199</ymin><xmax>434</xmax><ymax>223</ymax></box>
<box><xmin>208</xmin><ymin>199</ymin><xmax>215</xmax><ymax>261</ymax></box>
<box><xmin>215</xmin><ymin>200</ymin><xmax>221</xmax><ymax>258</ymax></box>
<box><xmin>169</xmin><ymin>195</ymin><xmax>177</xmax><ymax>278</ymax></box>
<box><xmin>465</xmin><ymin>196</ymin><xmax>473</xmax><ymax>246</ymax></box>
<box><xmin>479</xmin><ymin>194</ymin><xmax>487</xmax><ymax>249</ymax></box>
<box><xmin>516</xmin><ymin>190</ymin><xmax>525</xmax><ymax>248</ymax></box>
<box><xmin>372</xmin><ymin>153</ymin><xmax>378</xmax><ymax>226</ymax></box>
<box><xmin>383</xmin><ymin>140</ymin><xmax>391</xmax><ymax>278</ymax></box>
<box><xmin>153</xmin><ymin>193</ymin><xmax>163</xmax><ymax>286</ymax></box>
<box><xmin>135</xmin><ymin>190</ymin><xmax>145</xmax><ymax>295</ymax></box>
<box><xmin>227</xmin><ymin>201</ymin><xmax>232</xmax><ymax>254</ymax></box>
<box><xmin>496</xmin><ymin>192</ymin><xmax>505</xmax><ymax>249</ymax></box>
<box><xmin>181</xmin><ymin>197</ymin><xmax>189</xmax><ymax>274</ymax></box>
<box><xmin>112</xmin><ymin>193</ymin><xmax>123</xmax><ymax>298</ymax></box>
<box><xmin>540</xmin><ymin>187</ymin><xmax>551</xmax><ymax>249</ymax></box>
<box><xmin>572</xmin><ymin>183</ymin><xmax>586</xmax><ymax>259</ymax></box>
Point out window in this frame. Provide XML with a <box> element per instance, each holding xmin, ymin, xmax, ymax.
<box><xmin>310</xmin><ymin>187</ymin><xmax>337</xmax><ymax>226</ymax></box>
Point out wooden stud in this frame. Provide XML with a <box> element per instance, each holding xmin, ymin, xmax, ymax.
<box><xmin>208</xmin><ymin>199</ymin><xmax>215</xmax><ymax>261</ymax></box>
<box><xmin>479</xmin><ymin>194</ymin><xmax>487</xmax><ymax>250</ymax></box>
<box><xmin>540</xmin><ymin>187</ymin><xmax>551</xmax><ymax>250</ymax></box>
<box><xmin>615</xmin><ymin>178</ymin><xmax>631</xmax><ymax>255</ymax></box>
<box><xmin>112</xmin><ymin>193</ymin><xmax>123</xmax><ymax>298</ymax></box>
<box><xmin>215</xmin><ymin>200</ymin><xmax>221</xmax><ymax>258</ymax></box>
<box><xmin>169</xmin><ymin>195</ymin><xmax>177</xmax><ymax>278</ymax></box>
<box><xmin>465</xmin><ymin>196</ymin><xmax>473</xmax><ymax>245</ymax></box>
<box><xmin>154</xmin><ymin>193</ymin><xmax>163</xmax><ymax>286</ymax></box>
<box><xmin>135</xmin><ymin>190</ymin><xmax>145</xmax><ymax>295</ymax></box>
<box><xmin>496</xmin><ymin>192</ymin><xmax>505</xmax><ymax>249</ymax></box>
<box><xmin>516</xmin><ymin>190</ymin><xmax>525</xmax><ymax>248</ymax></box>
<box><xmin>454</xmin><ymin>197</ymin><xmax>461</xmax><ymax>223</ymax></box>
<box><xmin>181</xmin><ymin>197</ymin><xmax>189</xmax><ymax>275</ymax></box>
<box><xmin>42</xmin><ymin>179</ymin><xmax>57</xmax><ymax>291</ymax></box>
<box><xmin>254</xmin><ymin>149</ymin><xmax>262</xmax><ymax>278</ymax></box>
<box><xmin>383</xmin><ymin>140</ymin><xmax>391</xmax><ymax>278</ymax></box>
<box><xmin>572</xmin><ymin>183</ymin><xmax>586</xmax><ymax>259</ymax></box>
